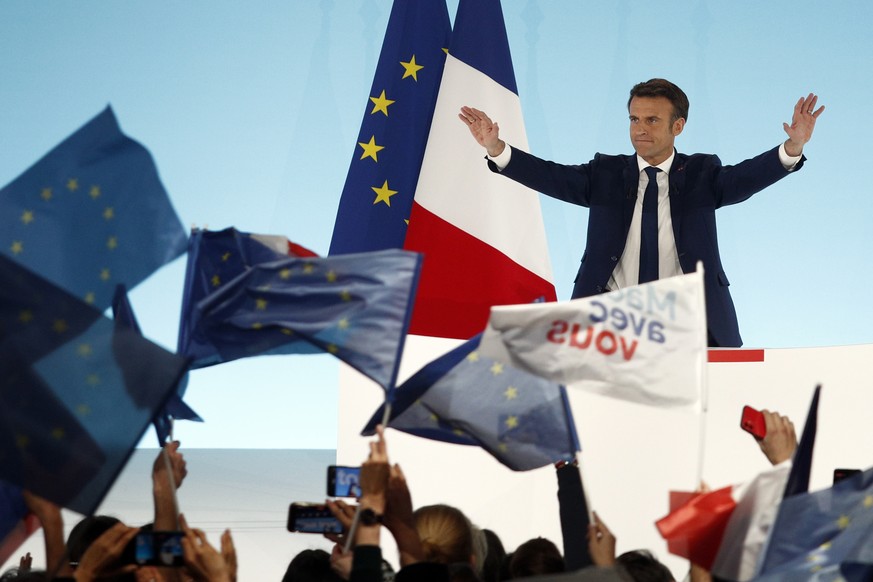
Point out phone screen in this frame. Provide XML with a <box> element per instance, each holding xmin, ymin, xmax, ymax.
<box><xmin>288</xmin><ymin>503</ymin><xmax>344</xmax><ymax>534</ymax></box>
<box><xmin>328</xmin><ymin>466</ymin><xmax>361</xmax><ymax>498</ymax></box>
<box><xmin>134</xmin><ymin>531</ymin><xmax>185</xmax><ymax>567</ymax></box>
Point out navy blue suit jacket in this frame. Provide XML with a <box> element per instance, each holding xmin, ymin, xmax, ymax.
<box><xmin>490</xmin><ymin>145</ymin><xmax>804</xmax><ymax>347</ymax></box>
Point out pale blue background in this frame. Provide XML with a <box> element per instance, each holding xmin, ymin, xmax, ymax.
<box><xmin>1</xmin><ymin>1</ymin><xmax>868</xmax><ymax>448</ymax></box>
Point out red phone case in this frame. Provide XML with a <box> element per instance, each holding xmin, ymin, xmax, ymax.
<box><xmin>740</xmin><ymin>405</ymin><xmax>766</xmax><ymax>439</ymax></box>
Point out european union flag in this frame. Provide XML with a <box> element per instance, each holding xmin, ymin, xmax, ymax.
<box><xmin>180</xmin><ymin>248</ymin><xmax>422</xmax><ymax>391</ymax></box>
<box><xmin>177</xmin><ymin>227</ymin><xmax>318</xmax><ymax>360</ymax></box>
<box><xmin>328</xmin><ymin>0</ymin><xmax>450</xmax><ymax>254</ymax></box>
<box><xmin>0</xmin><ymin>255</ymin><xmax>189</xmax><ymax>515</ymax></box>
<box><xmin>0</xmin><ymin>106</ymin><xmax>188</xmax><ymax>309</ymax></box>
<box><xmin>363</xmin><ymin>334</ymin><xmax>580</xmax><ymax>471</ymax></box>
<box><xmin>111</xmin><ymin>284</ymin><xmax>201</xmax><ymax>447</ymax></box>
<box><xmin>755</xmin><ymin>467</ymin><xmax>873</xmax><ymax>581</ymax></box>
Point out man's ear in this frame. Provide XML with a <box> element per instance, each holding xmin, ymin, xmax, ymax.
<box><xmin>672</xmin><ymin>118</ymin><xmax>686</xmax><ymax>136</ymax></box>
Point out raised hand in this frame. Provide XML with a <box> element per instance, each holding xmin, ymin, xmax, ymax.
<box><xmin>783</xmin><ymin>93</ymin><xmax>824</xmax><ymax>157</ymax></box>
<box><xmin>458</xmin><ymin>106</ymin><xmax>506</xmax><ymax>157</ymax></box>
<box><xmin>757</xmin><ymin>410</ymin><xmax>797</xmax><ymax>465</ymax></box>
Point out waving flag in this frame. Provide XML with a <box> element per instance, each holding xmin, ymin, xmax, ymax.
<box><xmin>0</xmin><ymin>106</ymin><xmax>187</xmax><ymax>309</ymax></box>
<box><xmin>177</xmin><ymin>227</ymin><xmax>318</xmax><ymax>362</ymax></box>
<box><xmin>328</xmin><ymin>0</ymin><xmax>450</xmax><ymax>255</ymax></box>
<box><xmin>0</xmin><ymin>255</ymin><xmax>188</xmax><ymax>514</ymax></box>
<box><xmin>403</xmin><ymin>0</ymin><xmax>557</xmax><ymax>339</ymax></box>
<box><xmin>363</xmin><ymin>334</ymin><xmax>579</xmax><ymax>471</ymax></box>
<box><xmin>657</xmin><ymin>463</ymin><xmax>791</xmax><ymax>576</ymax></box>
<box><xmin>479</xmin><ymin>270</ymin><xmax>707</xmax><ymax>407</ymax></box>
<box><xmin>755</xmin><ymin>467</ymin><xmax>873</xmax><ymax>581</ymax></box>
<box><xmin>181</xmin><ymin>249</ymin><xmax>421</xmax><ymax>391</ymax></box>
<box><xmin>111</xmin><ymin>285</ymin><xmax>201</xmax><ymax>447</ymax></box>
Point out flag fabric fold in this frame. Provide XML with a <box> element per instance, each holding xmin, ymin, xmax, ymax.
<box><xmin>655</xmin><ymin>463</ymin><xmax>791</xmax><ymax>578</ymax></box>
<box><xmin>754</xmin><ymin>467</ymin><xmax>873</xmax><ymax>581</ymax></box>
<box><xmin>328</xmin><ymin>0</ymin><xmax>450</xmax><ymax>255</ymax></box>
<box><xmin>180</xmin><ymin>247</ymin><xmax>422</xmax><ymax>391</ymax></box>
<box><xmin>402</xmin><ymin>0</ymin><xmax>556</xmax><ymax>339</ymax></box>
<box><xmin>111</xmin><ymin>284</ymin><xmax>201</xmax><ymax>447</ymax></box>
<box><xmin>0</xmin><ymin>255</ymin><xmax>189</xmax><ymax>515</ymax></box>
<box><xmin>782</xmin><ymin>384</ymin><xmax>821</xmax><ymax>499</ymax></box>
<box><xmin>478</xmin><ymin>270</ymin><xmax>707</xmax><ymax>407</ymax></box>
<box><xmin>0</xmin><ymin>106</ymin><xmax>188</xmax><ymax>309</ymax></box>
<box><xmin>363</xmin><ymin>334</ymin><xmax>580</xmax><ymax>471</ymax></box>
<box><xmin>177</xmin><ymin>227</ymin><xmax>318</xmax><ymax>361</ymax></box>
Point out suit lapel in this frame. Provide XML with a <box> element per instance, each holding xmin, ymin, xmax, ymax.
<box><xmin>669</xmin><ymin>153</ymin><xmax>688</xmax><ymax>238</ymax></box>
<box><xmin>622</xmin><ymin>157</ymin><xmax>639</xmax><ymax>236</ymax></box>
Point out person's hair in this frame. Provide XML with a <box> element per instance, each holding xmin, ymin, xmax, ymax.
<box><xmin>628</xmin><ymin>79</ymin><xmax>689</xmax><ymax>123</ymax></box>
<box><xmin>66</xmin><ymin>515</ymin><xmax>122</xmax><ymax>563</ymax></box>
<box><xmin>616</xmin><ymin>550</ymin><xmax>675</xmax><ymax>582</ymax></box>
<box><xmin>414</xmin><ymin>504</ymin><xmax>475</xmax><ymax>566</ymax></box>
<box><xmin>507</xmin><ymin>537</ymin><xmax>565</xmax><ymax>579</ymax></box>
<box><xmin>479</xmin><ymin>529</ymin><xmax>506</xmax><ymax>582</ymax></box>
<box><xmin>282</xmin><ymin>549</ymin><xmax>344</xmax><ymax>582</ymax></box>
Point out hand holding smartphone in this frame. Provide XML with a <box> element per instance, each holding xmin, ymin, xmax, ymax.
<box><xmin>287</xmin><ymin>503</ymin><xmax>344</xmax><ymax>534</ymax></box>
<box><xmin>740</xmin><ymin>405</ymin><xmax>766</xmax><ymax>439</ymax></box>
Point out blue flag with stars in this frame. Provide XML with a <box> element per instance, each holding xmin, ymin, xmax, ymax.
<box><xmin>0</xmin><ymin>255</ymin><xmax>189</xmax><ymax>515</ymax></box>
<box><xmin>180</xmin><ymin>248</ymin><xmax>421</xmax><ymax>392</ymax></box>
<box><xmin>754</xmin><ymin>467</ymin><xmax>873</xmax><ymax>581</ymax></box>
<box><xmin>363</xmin><ymin>334</ymin><xmax>580</xmax><ymax>471</ymax></box>
<box><xmin>0</xmin><ymin>106</ymin><xmax>188</xmax><ymax>309</ymax></box>
<box><xmin>177</xmin><ymin>227</ymin><xmax>319</xmax><ymax>361</ymax></box>
<box><xmin>328</xmin><ymin>0</ymin><xmax>451</xmax><ymax>254</ymax></box>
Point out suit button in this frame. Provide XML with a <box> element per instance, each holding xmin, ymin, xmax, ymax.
<box><xmin>610</xmin><ymin>256</ymin><xmax>618</xmax><ymax>262</ymax></box>
<box><xmin>595</xmin><ymin>286</ymin><xmax>603</xmax><ymax>292</ymax></box>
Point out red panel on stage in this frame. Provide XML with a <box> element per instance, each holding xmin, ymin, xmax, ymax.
<box><xmin>707</xmin><ymin>349</ymin><xmax>765</xmax><ymax>363</ymax></box>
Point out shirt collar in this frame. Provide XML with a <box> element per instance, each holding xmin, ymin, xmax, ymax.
<box><xmin>636</xmin><ymin>149</ymin><xmax>675</xmax><ymax>176</ymax></box>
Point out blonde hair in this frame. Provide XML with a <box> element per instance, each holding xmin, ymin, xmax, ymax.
<box><xmin>413</xmin><ymin>504</ymin><xmax>475</xmax><ymax>566</ymax></box>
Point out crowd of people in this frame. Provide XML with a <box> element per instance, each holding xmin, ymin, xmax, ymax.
<box><xmin>2</xmin><ymin>408</ymin><xmax>799</xmax><ymax>582</ymax></box>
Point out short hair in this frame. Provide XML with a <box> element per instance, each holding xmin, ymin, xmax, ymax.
<box><xmin>66</xmin><ymin>515</ymin><xmax>122</xmax><ymax>563</ymax></box>
<box><xmin>508</xmin><ymin>537</ymin><xmax>565</xmax><ymax>579</ymax></box>
<box><xmin>616</xmin><ymin>550</ymin><xmax>675</xmax><ymax>582</ymax></box>
<box><xmin>282</xmin><ymin>549</ymin><xmax>344</xmax><ymax>582</ymax></box>
<box><xmin>414</xmin><ymin>504</ymin><xmax>475</xmax><ymax>566</ymax></box>
<box><xmin>628</xmin><ymin>79</ymin><xmax>689</xmax><ymax>123</ymax></box>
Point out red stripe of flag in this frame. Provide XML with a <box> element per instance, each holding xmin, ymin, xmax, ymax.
<box><xmin>404</xmin><ymin>202</ymin><xmax>557</xmax><ymax>339</ymax></box>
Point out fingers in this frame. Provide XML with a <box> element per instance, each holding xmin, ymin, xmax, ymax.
<box><xmin>326</xmin><ymin>499</ymin><xmax>356</xmax><ymax>530</ymax></box>
<box><xmin>458</xmin><ymin>106</ymin><xmax>492</xmax><ymax>126</ymax></box>
<box><xmin>592</xmin><ymin>511</ymin><xmax>611</xmax><ymax>536</ymax></box>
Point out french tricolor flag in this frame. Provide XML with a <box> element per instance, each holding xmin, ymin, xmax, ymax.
<box><xmin>403</xmin><ymin>0</ymin><xmax>556</xmax><ymax>339</ymax></box>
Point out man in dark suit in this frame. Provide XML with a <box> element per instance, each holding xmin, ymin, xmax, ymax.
<box><xmin>458</xmin><ymin>79</ymin><xmax>824</xmax><ymax>347</ymax></box>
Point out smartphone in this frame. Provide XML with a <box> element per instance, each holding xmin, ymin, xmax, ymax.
<box><xmin>740</xmin><ymin>405</ymin><xmax>766</xmax><ymax>439</ymax></box>
<box><xmin>833</xmin><ymin>468</ymin><xmax>861</xmax><ymax>484</ymax></box>
<box><xmin>287</xmin><ymin>502</ymin><xmax>344</xmax><ymax>534</ymax></box>
<box><xmin>132</xmin><ymin>531</ymin><xmax>185</xmax><ymax>567</ymax></box>
<box><xmin>327</xmin><ymin>465</ymin><xmax>362</xmax><ymax>498</ymax></box>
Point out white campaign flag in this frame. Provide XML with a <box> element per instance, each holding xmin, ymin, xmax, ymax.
<box><xmin>478</xmin><ymin>269</ymin><xmax>707</xmax><ymax>407</ymax></box>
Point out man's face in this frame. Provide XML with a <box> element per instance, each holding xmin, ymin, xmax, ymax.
<box><xmin>628</xmin><ymin>96</ymin><xmax>685</xmax><ymax>166</ymax></box>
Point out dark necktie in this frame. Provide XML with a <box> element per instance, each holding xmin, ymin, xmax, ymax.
<box><xmin>639</xmin><ymin>166</ymin><xmax>661</xmax><ymax>284</ymax></box>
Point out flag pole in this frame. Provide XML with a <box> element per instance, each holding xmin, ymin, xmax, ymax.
<box><xmin>161</xmin><ymin>419</ymin><xmax>181</xmax><ymax>529</ymax></box>
<box><xmin>694</xmin><ymin>263</ymin><xmax>709</xmax><ymax>488</ymax></box>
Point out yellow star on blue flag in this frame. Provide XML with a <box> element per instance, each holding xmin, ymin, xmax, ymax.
<box><xmin>0</xmin><ymin>106</ymin><xmax>187</xmax><ymax>309</ymax></box>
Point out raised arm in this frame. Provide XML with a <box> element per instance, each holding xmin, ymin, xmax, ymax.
<box><xmin>783</xmin><ymin>93</ymin><xmax>825</xmax><ymax>157</ymax></box>
<box><xmin>458</xmin><ymin>106</ymin><xmax>506</xmax><ymax>157</ymax></box>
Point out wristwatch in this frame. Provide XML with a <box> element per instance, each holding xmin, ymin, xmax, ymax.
<box><xmin>359</xmin><ymin>507</ymin><xmax>384</xmax><ymax>526</ymax></box>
